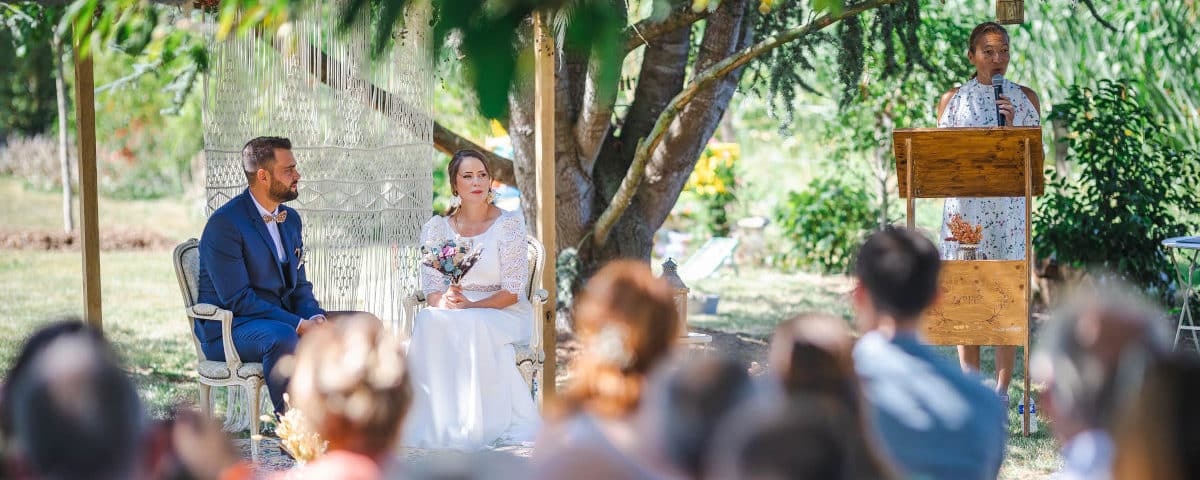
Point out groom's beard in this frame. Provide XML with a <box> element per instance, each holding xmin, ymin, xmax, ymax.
<box><xmin>268</xmin><ymin>176</ymin><xmax>299</xmax><ymax>203</ymax></box>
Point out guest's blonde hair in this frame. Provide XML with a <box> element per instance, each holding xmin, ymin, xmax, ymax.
<box><xmin>556</xmin><ymin>260</ymin><xmax>680</xmax><ymax>419</ymax></box>
<box><xmin>287</xmin><ymin>314</ymin><xmax>411</xmax><ymax>457</ymax></box>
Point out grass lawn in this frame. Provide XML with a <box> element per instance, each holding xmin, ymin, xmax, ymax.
<box><xmin>0</xmin><ymin>177</ymin><xmax>1059</xmax><ymax>477</ymax></box>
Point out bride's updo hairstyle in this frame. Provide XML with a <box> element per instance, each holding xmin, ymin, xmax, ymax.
<box><xmin>287</xmin><ymin>314</ymin><xmax>411</xmax><ymax>458</ymax></box>
<box><xmin>445</xmin><ymin>149</ymin><xmax>491</xmax><ymax>216</ymax></box>
<box><xmin>556</xmin><ymin>260</ymin><xmax>681</xmax><ymax>419</ymax></box>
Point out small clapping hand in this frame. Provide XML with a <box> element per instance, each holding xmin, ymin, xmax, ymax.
<box><xmin>437</xmin><ymin>284</ymin><xmax>470</xmax><ymax>309</ymax></box>
<box><xmin>995</xmin><ymin>94</ymin><xmax>1016</xmax><ymax>126</ymax></box>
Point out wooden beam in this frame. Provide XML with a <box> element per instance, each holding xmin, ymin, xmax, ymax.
<box><xmin>533</xmin><ymin>11</ymin><xmax>557</xmax><ymax>405</ymax></box>
<box><xmin>73</xmin><ymin>25</ymin><xmax>102</xmax><ymax>329</ymax></box>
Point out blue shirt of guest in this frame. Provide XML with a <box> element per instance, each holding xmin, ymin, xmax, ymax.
<box><xmin>854</xmin><ymin>331</ymin><xmax>1007</xmax><ymax>480</ymax></box>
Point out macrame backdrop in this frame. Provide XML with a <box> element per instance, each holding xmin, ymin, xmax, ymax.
<box><xmin>202</xmin><ymin>2</ymin><xmax>433</xmax><ymax>334</ymax></box>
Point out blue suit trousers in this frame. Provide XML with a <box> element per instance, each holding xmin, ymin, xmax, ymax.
<box><xmin>201</xmin><ymin>319</ymin><xmax>298</xmax><ymax>416</ymax></box>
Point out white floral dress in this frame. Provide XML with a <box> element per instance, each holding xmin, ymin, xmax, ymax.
<box><xmin>400</xmin><ymin>209</ymin><xmax>540</xmax><ymax>450</ymax></box>
<box><xmin>938</xmin><ymin>77</ymin><xmax>1040</xmax><ymax>260</ymax></box>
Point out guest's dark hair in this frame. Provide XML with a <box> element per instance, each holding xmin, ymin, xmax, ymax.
<box><xmin>853</xmin><ymin>227</ymin><xmax>941</xmax><ymax>321</ymax></box>
<box><xmin>1</xmin><ymin>319</ymin><xmax>91</xmax><ymax>435</ymax></box>
<box><xmin>707</xmin><ymin>397</ymin><xmax>898</xmax><ymax>480</ymax></box>
<box><xmin>1113</xmin><ymin>356</ymin><xmax>1200</xmax><ymax>480</ymax></box>
<box><xmin>2</xmin><ymin>319</ymin><xmax>144</xmax><ymax>480</ymax></box>
<box><xmin>445</xmin><ymin>149</ymin><xmax>490</xmax><ymax>216</ymax></box>
<box><xmin>646</xmin><ymin>356</ymin><xmax>756</xmax><ymax>478</ymax></box>
<box><xmin>241</xmin><ymin>136</ymin><xmax>292</xmax><ymax>184</ymax></box>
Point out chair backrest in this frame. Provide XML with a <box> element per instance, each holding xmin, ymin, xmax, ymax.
<box><xmin>173</xmin><ymin>239</ymin><xmax>204</xmax><ymax>359</ymax></box>
<box><xmin>525</xmin><ymin>235</ymin><xmax>546</xmax><ymax>301</ymax></box>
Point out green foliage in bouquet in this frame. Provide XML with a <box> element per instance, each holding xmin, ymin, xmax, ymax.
<box><xmin>1034</xmin><ymin>79</ymin><xmax>1200</xmax><ymax>297</ymax></box>
<box><xmin>774</xmin><ymin>175</ymin><xmax>875</xmax><ymax>274</ymax></box>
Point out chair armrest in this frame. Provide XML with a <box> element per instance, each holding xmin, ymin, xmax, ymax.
<box><xmin>401</xmin><ymin>290</ymin><xmax>428</xmax><ymax>339</ymax></box>
<box><xmin>529</xmin><ymin>289</ymin><xmax>549</xmax><ymax>362</ymax></box>
<box><xmin>186</xmin><ymin>304</ymin><xmax>243</xmax><ymax>371</ymax></box>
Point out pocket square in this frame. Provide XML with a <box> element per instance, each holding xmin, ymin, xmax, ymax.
<box><xmin>295</xmin><ymin>247</ymin><xmax>307</xmax><ymax>270</ymax></box>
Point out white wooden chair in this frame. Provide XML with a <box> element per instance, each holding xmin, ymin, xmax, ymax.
<box><xmin>402</xmin><ymin>235</ymin><xmax>550</xmax><ymax>405</ymax></box>
<box><xmin>172</xmin><ymin>239</ymin><xmax>270</xmax><ymax>445</ymax></box>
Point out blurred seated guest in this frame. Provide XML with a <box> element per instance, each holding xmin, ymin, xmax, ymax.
<box><xmin>1111</xmin><ymin>356</ymin><xmax>1200</xmax><ymax>480</ymax></box>
<box><xmin>0</xmin><ymin>320</ymin><xmax>145</xmax><ymax>480</ymax></box>
<box><xmin>1032</xmin><ymin>285</ymin><xmax>1168</xmax><ymax>480</ymax></box>
<box><xmin>533</xmin><ymin>260</ymin><xmax>681</xmax><ymax>480</ymax></box>
<box><xmin>850</xmin><ymin>228</ymin><xmax>1006</xmax><ymax>480</ymax></box>
<box><xmin>765</xmin><ymin>313</ymin><xmax>897</xmax><ymax>479</ymax></box>
<box><xmin>639</xmin><ymin>355</ymin><xmax>756</xmax><ymax>479</ymax></box>
<box><xmin>769</xmin><ymin>313</ymin><xmax>859</xmax><ymax>400</ymax></box>
<box><xmin>706</xmin><ymin>396</ymin><xmax>896</xmax><ymax>480</ymax></box>
<box><xmin>282</xmin><ymin>315</ymin><xmax>411</xmax><ymax>480</ymax></box>
<box><xmin>158</xmin><ymin>409</ymin><xmax>250</xmax><ymax>480</ymax></box>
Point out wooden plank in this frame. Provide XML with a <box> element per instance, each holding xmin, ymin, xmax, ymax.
<box><xmin>894</xmin><ymin>127</ymin><xmax>1044</xmax><ymax>198</ymax></box>
<box><xmin>921</xmin><ymin>260</ymin><xmax>1028</xmax><ymax>346</ymax></box>
<box><xmin>1022</xmin><ymin>137</ymin><xmax>1033</xmax><ymax>436</ymax></box>
<box><xmin>74</xmin><ymin>31</ymin><xmax>102</xmax><ymax>329</ymax></box>
<box><xmin>905</xmin><ymin>138</ymin><xmax>914</xmax><ymax>229</ymax></box>
<box><xmin>533</xmin><ymin>12</ymin><xmax>557</xmax><ymax>405</ymax></box>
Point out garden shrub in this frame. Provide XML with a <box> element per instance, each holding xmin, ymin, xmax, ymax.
<box><xmin>774</xmin><ymin>175</ymin><xmax>876</xmax><ymax>274</ymax></box>
<box><xmin>1034</xmin><ymin>79</ymin><xmax>1200</xmax><ymax>297</ymax></box>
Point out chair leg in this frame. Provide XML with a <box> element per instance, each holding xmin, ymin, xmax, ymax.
<box><xmin>249</xmin><ymin>382</ymin><xmax>262</xmax><ymax>437</ymax></box>
<box><xmin>199</xmin><ymin>383</ymin><xmax>212</xmax><ymax>419</ymax></box>
<box><xmin>249</xmin><ymin>381</ymin><xmax>262</xmax><ymax>461</ymax></box>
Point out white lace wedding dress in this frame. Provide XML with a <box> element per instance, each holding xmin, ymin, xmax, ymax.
<box><xmin>400</xmin><ymin>209</ymin><xmax>541</xmax><ymax>450</ymax></box>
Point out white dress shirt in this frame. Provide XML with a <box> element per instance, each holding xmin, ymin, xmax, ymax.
<box><xmin>250</xmin><ymin>194</ymin><xmax>286</xmax><ymax>262</ymax></box>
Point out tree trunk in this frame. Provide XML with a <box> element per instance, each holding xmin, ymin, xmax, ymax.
<box><xmin>592</xmin><ymin>0</ymin><xmax>756</xmax><ymax>263</ymax></box>
<box><xmin>53</xmin><ymin>34</ymin><xmax>73</xmax><ymax>234</ymax></box>
<box><xmin>873</xmin><ymin>100</ymin><xmax>895</xmax><ymax>230</ymax></box>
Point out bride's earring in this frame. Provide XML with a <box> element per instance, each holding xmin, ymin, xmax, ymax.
<box><xmin>450</xmin><ymin>194</ymin><xmax>462</xmax><ymax>208</ymax></box>
<box><xmin>485</xmin><ymin>188</ymin><xmax>496</xmax><ymax>205</ymax></box>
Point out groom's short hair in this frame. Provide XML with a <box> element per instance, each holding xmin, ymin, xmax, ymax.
<box><xmin>242</xmin><ymin>136</ymin><xmax>292</xmax><ymax>184</ymax></box>
<box><xmin>853</xmin><ymin>227</ymin><xmax>941</xmax><ymax>321</ymax></box>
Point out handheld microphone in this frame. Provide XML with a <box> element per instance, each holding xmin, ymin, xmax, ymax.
<box><xmin>991</xmin><ymin>74</ymin><xmax>1006</xmax><ymax>126</ymax></box>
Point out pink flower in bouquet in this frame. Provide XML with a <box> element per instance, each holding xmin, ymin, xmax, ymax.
<box><xmin>421</xmin><ymin>236</ymin><xmax>483</xmax><ymax>285</ymax></box>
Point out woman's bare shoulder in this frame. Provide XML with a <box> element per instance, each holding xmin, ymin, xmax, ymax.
<box><xmin>937</xmin><ymin>87</ymin><xmax>961</xmax><ymax>119</ymax></box>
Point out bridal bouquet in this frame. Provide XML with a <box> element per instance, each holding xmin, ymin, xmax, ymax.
<box><xmin>421</xmin><ymin>236</ymin><xmax>483</xmax><ymax>285</ymax></box>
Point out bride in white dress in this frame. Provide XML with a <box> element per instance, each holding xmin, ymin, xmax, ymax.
<box><xmin>401</xmin><ymin>150</ymin><xmax>540</xmax><ymax>450</ymax></box>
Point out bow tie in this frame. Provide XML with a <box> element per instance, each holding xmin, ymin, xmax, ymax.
<box><xmin>263</xmin><ymin>211</ymin><xmax>288</xmax><ymax>224</ymax></box>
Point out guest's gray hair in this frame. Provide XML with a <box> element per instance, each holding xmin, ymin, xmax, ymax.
<box><xmin>1031</xmin><ymin>283</ymin><xmax>1170</xmax><ymax>430</ymax></box>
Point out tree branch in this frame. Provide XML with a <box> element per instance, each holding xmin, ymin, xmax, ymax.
<box><xmin>575</xmin><ymin>57</ymin><xmax>617</xmax><ymax>176</ymax></box>
<box><xmin>623</xmin><ymin>8</ymin><xmax>711</xmax><ymax>53</ymax></box>
<box><xmin>1079</xmin><ymin>0</ymin><xmax>1120</xmax><ymax>32</ymax></box>
<box><xmin>592</xmin><ymin>0</ymin><xmax>902</xmax><ymax>247</ymax></box>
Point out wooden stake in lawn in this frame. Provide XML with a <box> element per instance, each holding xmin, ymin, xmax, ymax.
<box><xmin>894</xmin><ymin>126</ymin><xmax>1044</xmax><ymax>436</ymax></box>
<box><xmin>73</xmin><ymin>22</ymin><xmax>102</xmax><ymax>329</ymax></box>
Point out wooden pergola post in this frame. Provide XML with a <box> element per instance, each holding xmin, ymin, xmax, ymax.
<box><xmin>533</xmin><ymin>11</ymin><xmax>557</xmax><ymax>403</ymax></box>
<box><xmin>73</xmin><ymin>25</ymin><xmax>103</xmax><ymax>329</ymax></box>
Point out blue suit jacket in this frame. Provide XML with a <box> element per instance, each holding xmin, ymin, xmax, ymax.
<box><xmin>195</xmin><ymin>190</ymin><xmax>324</xmax><ymax>343</ymax></box>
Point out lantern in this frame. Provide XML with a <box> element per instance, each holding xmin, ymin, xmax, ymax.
<box><xmin>660</xmin><ymin>258</ymin><xmax>690</xmax><ymax>338</ymax></box>
<box><xmin>997</xmin><ymin>0</ymin><xmax>1024</xmax><ymax>25</ymax></box>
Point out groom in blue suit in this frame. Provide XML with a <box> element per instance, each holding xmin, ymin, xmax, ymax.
<box><xmin>196</xmin><ymin>136</ymin><xmax>327</xmax><ymax>415</ymax></box>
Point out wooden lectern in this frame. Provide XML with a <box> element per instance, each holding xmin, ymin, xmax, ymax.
<box><xmin>892</xmin><ymin>126</ymin><xmax>1044</xmax><ymax>436</ymax></box>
